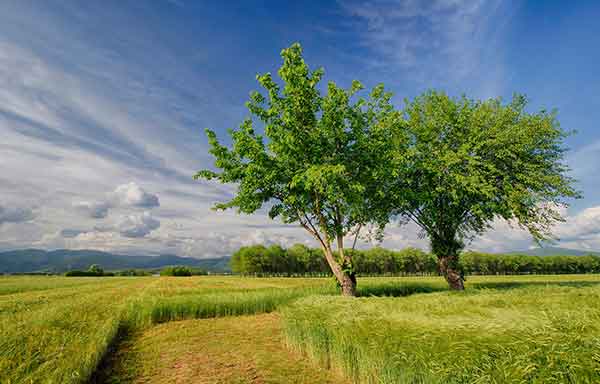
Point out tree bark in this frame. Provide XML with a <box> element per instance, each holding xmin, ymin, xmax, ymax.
<box><xmin>318</xmin><ymin>244</ymin><xmax>357</xmax><ymax>297</ymax></box>
<box><xmin>340</xmin><ymin>272</ymin><xmax>357</xmax><ymax>296</ymax></box>
<box><xmin>438</xmin><ymin>255</ymin><xmax>464</xmax><ymax>290</ymax></box>
<box><xmin>336</xmin><ymin>233</ymin><xmax>357</xmax><ymax>297</ymax></box>
<box><xmin>299</xmin><ymin>214</ymin><xmax>357</xmax><ymax>297</ymax></box>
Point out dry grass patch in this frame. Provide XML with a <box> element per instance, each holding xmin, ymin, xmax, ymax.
<box><xmin>99</xmin><ymin>313</ymin><xmax>347</xmax><ymax>384</ymax></box>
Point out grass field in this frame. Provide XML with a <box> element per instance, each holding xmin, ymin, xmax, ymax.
<box><xmin>1</xmin><ymin>275</ymin><xmax>599</xmax><ymax>383</ymax></box>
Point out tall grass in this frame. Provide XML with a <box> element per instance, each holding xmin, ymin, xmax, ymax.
<box><xmin>4</xmin><ymin>275</ymin><xmax>600</xmax><ymax>383</ymax></box>
<box><xmin>0</xmin><ymin>278</ymin><xmax>147</xmax><ymax>383</ymax></box>
<box><xmin>0</xmin><ymin>276</ymin><xmax>335</xmax><ymax>384</ymax></box>
<box><xmin>282</xmin><ymin>277</ymin><xmax>600</xmax><ymax>383</ymax></box>
<box><xmin>124</xmin><ymin>284</ymin><xmax>337</xmax><ymax>328</ymax></box>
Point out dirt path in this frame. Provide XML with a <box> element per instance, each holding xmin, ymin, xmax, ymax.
<box><xmin>98</xmin><ymin>313</ymin><xmax>347</xmax><ymax>384</ymax></box>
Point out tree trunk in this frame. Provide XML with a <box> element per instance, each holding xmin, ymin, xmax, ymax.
<box><xmin>336</xmin><ymin>233</ymin><xmax>357</xmax><ymax>297</ymax></box>
<box><xmin>340</xmin><ymin>272</ymin><xmax>357</xmax><ymax>296</ymax></box>
<box><xmin>438</xmin><ymin>255</ymin><xmax>464</xmax><ymax>290</ymax></box>
<box><xmin>318</xmin><ymin>244</ymin><xmax>357</xmax><ymax>297</ymax></box>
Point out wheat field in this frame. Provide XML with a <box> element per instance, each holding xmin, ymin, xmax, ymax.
<box><xmin>1</xmin><ymin>275</ymin><xmax>599</xmax><ymax>383</ymax></box>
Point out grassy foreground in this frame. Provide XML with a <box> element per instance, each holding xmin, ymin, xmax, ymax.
<box><xmin>0</xmin><ymin>276</ymin><xmax>334</xmax><ymax>384</ymax></box>
<box><xmin>2</xmin><ymin>275</ymin><xmax>600</xmax><ymax>383</ymax></box>
<box><xmin>283</xmin><ymin>275</ymin><xmax>600</xmax><ymax>383</ymax></box>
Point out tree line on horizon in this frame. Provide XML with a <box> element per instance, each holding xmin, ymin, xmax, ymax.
<box><xmin>197</xmin><ymin>43</ymin><xmax>580</xmax><ymax>295</ymax></box>
<box><xmin>231</xmin><ymin>244</ymin><xmax>600</xmax><ymax>276</ymax></box>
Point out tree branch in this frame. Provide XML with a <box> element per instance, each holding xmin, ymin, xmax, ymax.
<box><xmin>351</xmin><ymin>223</ymin><xmax>362</xmax><ymax>250</ymax></box>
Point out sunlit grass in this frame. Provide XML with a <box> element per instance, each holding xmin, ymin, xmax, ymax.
<box><xmin>282</xmin><ymin>276</ymin><xmax>600</xmax><ymax>383</ymax></box>
<box><xmin>2</xmin><ymin>274</ymin><xmax>600</xmax><ymax>383</ymax></box>
<box><xmin>97</xmin><ymin>313</ymin><xmax>347</xmax><ymax>383</ymax></box>
<box><xmin>0</xmin><ymin>276</ymin><xmax>334</xmax><ymax>384</ymax></box>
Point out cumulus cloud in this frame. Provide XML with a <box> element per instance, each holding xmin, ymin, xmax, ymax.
<box><xmin>0</xmin><ymin>205</ymin><xmax>35</xmax><ymax>225</ymax></box>
<box><xmin>0</xmin><ymin>2</ymin><xmax>597</xmax><ymax>258</ymax></box>
<box><xmin>111</xmin><ymin>182</ymin><xmax>160</xmax><ymax>208</ymax></box>
<box><xmin>73</xmin><ymin>182</ymin><xmax>159</xmax><ymax>219</ymax></box>
<box><xmin>555</xmin><ymin>206</ymin><xmax>600</xmax><ymax>243</ymax></box>
<box><xmin>115</xmin><ymin>211</ymin><xmax>160</xmax><ymax>238</ymax></box>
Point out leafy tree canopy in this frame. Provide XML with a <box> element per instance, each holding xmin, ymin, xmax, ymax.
<box><xmin>195</xmin><ymin>43</ymin><xmax>401</xmax><ymax>295</ymax></box>
<box><xmin>393</xmin><ymin>91</ymin><xmax>580</xmax><ymax>289</ymax></box>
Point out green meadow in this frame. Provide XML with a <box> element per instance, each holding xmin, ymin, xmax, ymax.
<box><xmin>1</xmin><ymin>275</ymin><xmax>600</xmax><ymax>383</ymax></box>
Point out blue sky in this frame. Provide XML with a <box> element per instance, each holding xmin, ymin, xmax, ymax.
<box><xmin>1</xmin><ymin>0</ymin><xmax>599</xmax><ymax>256</ymax></box>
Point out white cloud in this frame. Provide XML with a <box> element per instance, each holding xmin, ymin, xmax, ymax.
<box><xmin>0</xmin><ymin>2</ymin><xmax>597</xmax><ymax>259</ymax></box>
<box><xmin>115</xmin><ymin>212</ymin><xmax>160</xmax><ymax>238</ymax></box>
<box><xmin>554</xmin><ymin>206</ymin><xmax>600</xmax><ymax>246</ymax></box>
<box><xmin>111</xmin><ymin>182</ymin><xmax>159</xmax><ymax>208</ymax></box>
<box><xmin>465</xmin><ymin>206</ymin><xmax>600</xmax><ymax>253</ymax></box>
<box><xmin>0</xmin><ymin>2</ymin><xmax>237</xmax><ymax>253</ymax></box>
<box><xmin>73</xmin><ymin>182</ymin><xmax>159</xmax><ymax>219</ymax></box>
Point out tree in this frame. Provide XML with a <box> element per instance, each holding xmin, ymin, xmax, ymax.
<box><xmin>287</xmin><ymin>243</ymin><xmax>311</xmax><ymax>274</ymax></box>
<box><xmin>195</xmin><ymin>43</ymin><xmax>398</xmax><ymax>296</ymax></box>
<box><xmin>88</xmin><ymin>264</ymin><xmax>104</xmax><ymax>276</ymax></box>
<box><xmin>230</xmin><ymin>245</ymin><xmax>268</xmax><ymax>275</ymax></box>
<box><xmin>392</xmin><ymin>91</ymin><xmax>580</xmax><ymax>290</ymax></box>
<box><xmin>160</xmin><ymin>266</ymin><xmax>192</xmax><ymax>276</ymax></box>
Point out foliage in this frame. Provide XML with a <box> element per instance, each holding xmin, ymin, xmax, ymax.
<box><xmin>88</xmin><ymin>264</ymin><xmax>104</xmax><ymax>275</ymax></box>
<box><xmin>195</xmin><ymin>43</ymin><xmax>400</xmax><ymax>295</ymax></box>
<box><xmin>160</xmin><ymin>266</ymin><xmax>193</xmax><ymax>276</ymax></box>
<box><xmin>463</xmin><ymin>251</ymin><xmax>600</xmax><ymax>275</ymax></box>
<box><xmin>65</xmin><ymin>264</ymin><xmax>113</xmax><ymax>276</ymax></box>
<box><xmin>158</xmin><ymin>266</ymin><xmax>209</xmax><ymax>276</ymax></box>
<box><xmin>392</xmin><ymin>91</ymin><xmax>581</xmax><ymax>289</ymax></box>
<box><xmin>116</xmin><ymin>269</ymin><xmax>152</xmax><ymax>276</ymax></box>
<box><xmin>230</xmin><ymin>244</ymin><xmax>600</xmax><ymax>276</ymax></box>
<box><xmin>190</xmin><ymin>267</ymin><xmax>209</xmax><ymax>276</ymax></box>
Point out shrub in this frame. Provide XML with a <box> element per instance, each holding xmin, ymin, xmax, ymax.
<box><xmin>116</xmin><ymin>269</ymin><xmax>152</xmax><ymax>276</ymax></box>
<box><xmin>160</xmin><ymin>266</ymin><xmax>193</xmax><ymax>276</ymax></box>
<box><xmin>190</xmin><ymin>268</ymin><xmax>209</xmax><ymax>276</ymax></box>
<box><xmin>65</xmin><ymin>264</ymin><xmax>112</xmax><ymax>277</ymax></box>
<box><xmin>65</xmin><ymin>270</ymin><xmax>102</xmax><ymax>277</ymax></box>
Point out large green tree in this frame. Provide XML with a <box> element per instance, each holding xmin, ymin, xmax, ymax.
<box><xmin>392</xmin><ymin>91</ymin><xmax>580</xmax><ymax>290</ymax></box>
<box><xmin>195</xmin><ymin>44</ymin><xmax>399</xmax><ymax>296</ymax></box>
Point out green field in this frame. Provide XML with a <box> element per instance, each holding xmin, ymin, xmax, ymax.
<box><xmin>1</xmin><ymin>275</ymin><xmax>600</xmax><ymax>383</ymax></box>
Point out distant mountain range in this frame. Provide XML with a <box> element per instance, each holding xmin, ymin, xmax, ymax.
<box><xmin>0</xmin><ymin>249</ymin><xmax>231</xmax><ymax>274</ymax></box>
<box><xmin>508</xmin><ymin>246</ymin><xmax>600</xmax><ymax>257</ymax></box>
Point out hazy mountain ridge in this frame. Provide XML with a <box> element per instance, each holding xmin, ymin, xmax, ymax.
<box><xmin>0</xmin><ymin>249</ymin><xmax>231</xmax><ymax>273</ymax></box>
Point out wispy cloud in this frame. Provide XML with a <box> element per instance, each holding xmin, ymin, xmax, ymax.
<box><xmin>0</xmin><ymin>1</ymin><xmax>597</xmax><ymax>257</ymax></box>
<box><xmin>339</xmin><ymin>0</ymin><xmax>513</xmax><ymax>95</ymax></box>
<box><xmin>0</xmin><ymin>2</ymin><xmax>250</xmax><ymax>256</ymax></box>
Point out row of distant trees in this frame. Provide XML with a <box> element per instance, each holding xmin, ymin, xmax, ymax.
<box><xmin>159</xmin><ymin>266</ymin><xmax>209</xmax><ymax>276</ymax></box>
<box><xmin>64</xmin><ymin>264</ymin><xmax>208</xmax><ymax>277</ymax></box>
<box><xmin>231</xmin><ymin>244</ymin><xmax>600</xmax><ymax>276</ymax></box>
